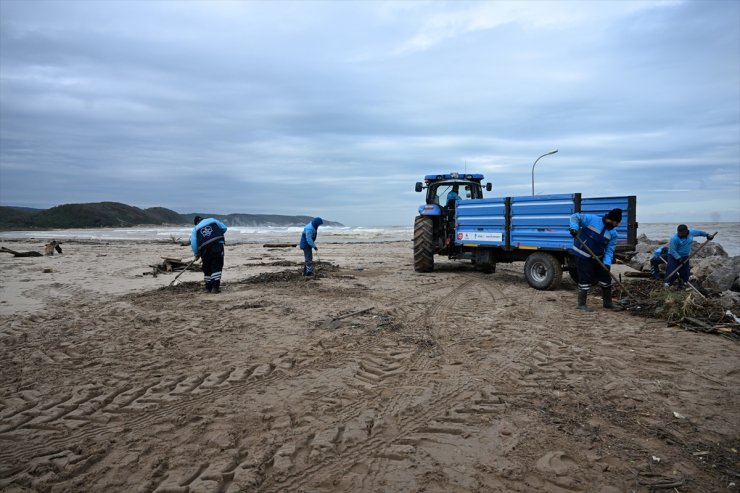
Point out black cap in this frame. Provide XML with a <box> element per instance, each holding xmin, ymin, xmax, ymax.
<box><xmin>194</xmin><ymin>215</ymin><xmax>203</xmax><ymax>225</ymax></box>
<box><xmin>605</xmin><ymin>208</ymin><xmax>622</xmax><ymax>223</ymax></box>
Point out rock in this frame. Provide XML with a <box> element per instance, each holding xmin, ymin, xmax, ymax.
<box><xmin>627</xmin><ymin>252</ymin><xmax>651</xmax><ymax>272</ymax></box>
<box><xmin>693</xmin><ymin>257</ymin><xmax>728</xmax><ymax>279</ymax></box>
<box><xmin>693</xmin><ymin>241</ymin><xmax>728</xmax><ymax>258</ymax></box>
<box><xmin>718</xmin><ymin>291</ymin><xmax>740</xmax><ymax>311</ymax></box>
<box><xmin>694</xmin><ymin>256</ymin><xmax>740</xmax><ymax>293</ymax></box>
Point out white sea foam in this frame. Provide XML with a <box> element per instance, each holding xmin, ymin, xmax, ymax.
<box><xmin>1</xmin><ymin>223</ymin><xmax>738</xmax><ymax>254</ymax></box>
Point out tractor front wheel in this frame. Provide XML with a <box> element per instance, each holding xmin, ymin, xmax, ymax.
<box><xmin>413</xmin><ymin>216</ymin><xmax>434</xmax><ymax>272</ymax></box>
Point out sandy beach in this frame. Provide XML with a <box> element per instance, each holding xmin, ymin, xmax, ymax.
<box><xmin>0</xmin><ymin>239</ymin><xmax>738</xmax><ymax>492</ymax></box>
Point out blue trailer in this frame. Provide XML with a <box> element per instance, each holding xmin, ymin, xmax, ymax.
<box><xmin>414</xmin><ymin>174</ymin><xmax>637</xmax><ymax>290</ymax></box>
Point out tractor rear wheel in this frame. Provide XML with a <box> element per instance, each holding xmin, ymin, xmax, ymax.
<box><xmin>524</xmin><ymin>252</ymin><xmax>562</xmax><ymax>290</ymax></box>
<box><xmin>413</xmin><ymin>216</ymin><xmax>434</xmax><ymax>272</ymax></box>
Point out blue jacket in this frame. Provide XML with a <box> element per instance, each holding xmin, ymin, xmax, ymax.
<box><xmin>653</xmin><ymin>246</ymin><xmax>668</xmax><ymax>258</ymax></box>
<box><xmin>569</xmin><ymin>213</ymin><xmax>619</xmax><ymax>266</ymax></box>
<box><xmin>299</xmin><ymin>217</ymin><xmax>323</xmax><ymax>250</ymax></box>
<box><xmin>191</xmin><ymin>218</ymin><xmax>228</xmax><ymax>255</ymax></box>
<box><xmin>668</xmin><ymin>229</ymin><xmax>708</xmax><ymax>260</ymax></box>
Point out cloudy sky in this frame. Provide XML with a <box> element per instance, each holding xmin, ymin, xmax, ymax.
<box><xmin>0</xmin><ymin>0</ymin><xmax>738</xmax><ymax>226</ymax></box>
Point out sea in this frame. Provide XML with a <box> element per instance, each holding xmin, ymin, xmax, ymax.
<box><xmin>1</xmin><ymin>223</ymin><xmax>739</xmax><ymax>256</ymax></box>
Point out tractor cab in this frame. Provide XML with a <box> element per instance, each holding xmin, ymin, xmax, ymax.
<box><xmin>415</xmin><ymin>173</ymin><xmax>491</xmax><ymax>216</ymax></box>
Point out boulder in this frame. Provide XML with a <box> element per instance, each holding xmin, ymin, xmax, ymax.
<box><xmin>635</xmin><ymin>234</ymin><xmax>664</xmax><ymax>254</ymax></box>
<box><xmin>627</xmin><ymin>252</ymin><xmax>652</xmax><ymax>272</ymax></box>
<box><xmin>718</xmin><ymin>290</ymin><xmax>740</xmax><ymax>311</ymax></box>
<box><xmin>692</xmin><ymin>241</ymin><xmax>728</xmax><ymax>258</ymax></box>
<box><xmin>693</xmin><ymin>256</ymin><xmax>740</xmax><ymax>294</ymax></box>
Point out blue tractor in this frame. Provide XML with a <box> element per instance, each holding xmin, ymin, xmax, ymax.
<box><xmin>414</xmin><ymin>173</ymin><xmax>638</xmax><ymax>290</ymax></box>
<box><xmin>413</xmin><ymin>172</ymin><xmax>492</xmax><ymax>273</ymax></box>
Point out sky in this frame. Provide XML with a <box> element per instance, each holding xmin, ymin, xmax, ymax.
<box><xmin>0</xmin><ymin>0</ymin><xmax>738</xmax><ymax>226</ymax></box>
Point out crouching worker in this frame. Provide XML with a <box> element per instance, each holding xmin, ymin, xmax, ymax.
<box><xmin>664</xmin><ymin>224</ymin><xmax>714</xmax><ymax>288</ymax></box>
<box><xmin>191</xmin><ymin>215</ymin><xmax>228</xmax><ymax>293</ymax></box>
<box><xmin>650</xmin><ymin>245</ymin><xmax>668</xmax><ymax>280</ymax></box>
<box><xmin>299</xmin><ymin>217</ymin><xmax>323</xmax><ymax>277</ymax></box>
<box><xmin>569</xmin><ymin>208</ymin><xmax>622</xmax><ymax>312</ymax></box>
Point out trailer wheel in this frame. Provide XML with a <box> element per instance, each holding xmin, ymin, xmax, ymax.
<box><xmin>524</xmin><ymin>252</ymin><xmax>562</xmax><ymax>290</ymax></box>
<box><xmin>413</xmin><ymin>216</ymin><xmax>434</xmax><ymax>272</ymax></box>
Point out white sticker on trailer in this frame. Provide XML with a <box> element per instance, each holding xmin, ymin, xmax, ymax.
<box><xmin>459</xmin><ymin>232</ymin><xmax>503</xmax><ymax>242</ymax></box>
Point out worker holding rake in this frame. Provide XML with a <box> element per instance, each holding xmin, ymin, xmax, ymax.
<box><xmin>569</xmin><ymin>208</ymin><xmax>623</xmax><ymax>312</ymax></box>
<box><xmin>191</xmin><ymin>215</ymin><xmax>228</xmax><ymax>293</ymax></box>
<box><xmin>299</xmin><ymin>217</ymin><xmax>323</xmax><ymax>277</ymax></box>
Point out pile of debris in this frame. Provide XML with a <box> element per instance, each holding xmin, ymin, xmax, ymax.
<box><xmin>241</xmin><ymin>262</ymin><xmax>340</xmax><ymax>284</ymax></box>
<box><xmin>625</xmin><ymin>234</ymin><xmax>740</xmax><ymax>310</ymax></box>
<box><xmin>615</xmin><ymin>279</ymin><xmax>740</xmax><ymax>340</ymax></box>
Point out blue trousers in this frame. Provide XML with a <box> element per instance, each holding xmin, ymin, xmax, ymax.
<box><xmin>575</xmin><ymin>256</ymin><xmax>611</xmax><ymax>292</ymax></box>
<box><xmin>201</xmin><ymin>242</ymin><xmax>224</xmax><ymax>290</ymax></box>
<box><xmin>665</xmin><ymin>256</ymin><xmax>690</xmax><ymax>286</ymax></box>
<box><xmin>302</xmin><ymin>248</ymin><xmax>313</xmax><ymax>275</ymax></box>
<box><xmin>650</xmin><ymin>254</ymin><xmax>668</xmax><ymax>279</ymax></box>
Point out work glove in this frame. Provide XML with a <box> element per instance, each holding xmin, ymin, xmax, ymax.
<box><xmin>313</xmin><ymin>246</ymin><xmax>318</xmax><ymax>251</ymax></box>
<box><xmin>604</xmin><ymin>264</ymin><xmax>611</xmax><ymax>271</ymax></box>
<box><xmin>194</xmin><ymin>255</ymin><xmax>200</xmax><ymax>261</ymax></box>
<box><xmin>707</xmin><ymin>233</ymin><xmax>715</xmax><ymax>240</ymax></box>
<box><xmin>569</xmin><ymin>229</ymin><xmax>578</xmax><ymax>238</ymax></box>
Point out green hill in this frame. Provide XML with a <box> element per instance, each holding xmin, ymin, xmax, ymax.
<box><xmin>0</xmin><ymin>202</ymin><xmax>345</xmax><ymax>229</ymax></box>
<box><xmin>0</xmin><ymin>207</ymin><xmax>36</xmax><ymax>228</ymax></box>
<box><xmin>28</xmin><ymin>202</ymin><xmax>175</xmax><ymax>228</ymax></box>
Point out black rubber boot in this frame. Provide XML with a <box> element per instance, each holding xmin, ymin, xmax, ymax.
<box><xmin>602</xmin><ymin>287</ymin><xmax>623</xmax><ymax>310</ymax></box>
<box><xmin>577</xmin><ymin>290</ymin><xmax>592</xmax><ymax>312</ymax></box>
<box><xmin>212</xmin><ymin>281</ymin><xmax>220</xmax><ymax>294</ymax></box>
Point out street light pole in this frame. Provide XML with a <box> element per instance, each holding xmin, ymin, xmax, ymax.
<box><xmin>531</xmin><ymin>149</ymin><xmax>559</xmax><ymax>195</ymax></box>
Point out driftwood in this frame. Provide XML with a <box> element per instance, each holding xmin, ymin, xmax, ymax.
<box><xmin>320</xmin><ymin>307</ymin><xmax>375</xmax><ymax>329</ymax></box>
<box><xmin>624</xmin><ymin>271</ymin><xmax>652</xmax><ymax>278</ymax></box>
<box><xmin>263</xmin><ymin>243</ymin><xmax>297</xmax><ymax>248</ymax></box>
<box><xmin>144</xmin><ymin>257</ymin><xmax>201</xmax><ymax>277</ymax></box>
<box><xmin>0</xmin><ymin>246</ymin><xmax>42</xmax><ymax>257</ymax></box>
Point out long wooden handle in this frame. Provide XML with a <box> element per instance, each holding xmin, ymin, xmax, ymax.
<box><xmin>169</xmin><ymin>257</ymin><xmax>198</xmax><ymax>286</ymax></box>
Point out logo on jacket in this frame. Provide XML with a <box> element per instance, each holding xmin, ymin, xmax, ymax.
<box><xmin>200</xmin><ymin>226</ymin><xmax>213</xmax><ymax>237</ymax></box>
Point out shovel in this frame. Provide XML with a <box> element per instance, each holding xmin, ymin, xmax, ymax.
<box><xmin>169</xmin><ymin>257</ymin><xmax>198</xmax><ymax>287</ymax></box>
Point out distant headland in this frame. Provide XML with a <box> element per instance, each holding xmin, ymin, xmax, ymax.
<box><xmin>0</xmin><ymin>202</ymin><xmax>343</xmax><ymax>229</ymax></box>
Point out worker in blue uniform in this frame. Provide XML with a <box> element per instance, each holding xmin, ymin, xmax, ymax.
<box><xmin>191</xmin><ymin>215</ymin><xmax>228</xmax><ymax>293</ymax></box>
<box><xmin>569</xmin><ymin>208</ymin><xmax>622</xmax><ymax>311</ymax></box>
<box><xmin>446</xmin><ymin>185</ymin><xmax>460</xmax><ymax>207</ymax></box>
<box><xmin>650</xmin><ymin>245</ymin><xmax>669</xmax><ymax>280</ymax></box>
<box><xmin>299</xmin><ymin>217</ymin><xmax>323</xmax><ymax>277</ymax></box>
<box><xmin>664</xmin><ymin>224</ymin><xmax>714</xmax><ymax>288</ymax></box>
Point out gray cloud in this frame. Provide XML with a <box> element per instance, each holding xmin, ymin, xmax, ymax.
<box><xmin>1</xmin><ymin>0</ymin><xmax>738</xmax><ymax>226</ymax></box>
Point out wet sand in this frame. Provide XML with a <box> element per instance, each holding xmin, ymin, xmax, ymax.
<box><xmin>0</xmin><ymin>239</ymin><xmax>738</xmax><ymax>492</ymax></box>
